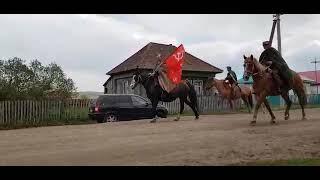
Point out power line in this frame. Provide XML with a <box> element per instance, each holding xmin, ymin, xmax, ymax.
<box><xmin>310</xmin><ymin>58</ymin><xmax>320</xmax><ymax>94</ymax></box>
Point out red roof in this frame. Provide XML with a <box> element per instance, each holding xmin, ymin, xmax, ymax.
<box><xmin>298</xmin><ymin>70</ymin><xmax>320</xmax><ymax>84</ymax></box>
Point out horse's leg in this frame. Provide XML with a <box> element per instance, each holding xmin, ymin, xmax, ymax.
<box><xmin>174</xmin><ymin>98</ymin><xmax>184</xmax><ymax>121</ymax></box>
<box><xmin>150</xmin><ymin>99</ymin><xmax>159</xmax><ymax>123</ymax></box>
<box><xmin>299</xmin><ymin>97</ymin><xmax>306</xmax><ymax>120</ymax></box>
<box><xmin>251</xmin><ymin>93</ymin><xmax>265</xmax><ymax>126</ymax></box>
<box><xmin>263</xmin><ymin>99</ymin><xmax>276</xmax><ymax>124</ymax></box>
<box><xmin>246</xmin><ymin>97</ymin><xmax>252</xmax><ymax>113</ymax></box>
<box><xmin>280</xmin><ymin>92</ymin><xmax>292</xmax><ymax>120</ymax></box>
<box><xmin>242</xmin><ymin>96</ymin><xmax>251</xmax><ymax>113</ymax></box>
<box><xmin>184</xmin><ymin>99</ymin><xmax>199</xmax><ymax>120</ymax></box>
<box><xmin>228</xmin><ymin>99</ymin><xmax>234</xmax><ymax>111</ymax></box>
<box><xmin>296</xmin><ymin>91</ymin><xmax>307</xmax><ymax>120</ymax></box>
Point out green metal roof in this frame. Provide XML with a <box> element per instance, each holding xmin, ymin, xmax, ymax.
<box><xmin>238</xmin><ymin>77</ymin><xmax>253</xmax><ymax>84</ymax></box>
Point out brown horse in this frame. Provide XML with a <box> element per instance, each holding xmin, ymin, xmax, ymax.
<box><xmin>205</xmin><ymin>77</ymin><xmax>253</xmax><ymax>113</ymax></box>
<box><xmin>243</xmin><ymin>55</ymin><xmax>307</xmax><ymax>125</ymax></box>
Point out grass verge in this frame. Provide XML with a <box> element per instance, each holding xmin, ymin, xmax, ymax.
<box><xmin>0</xmin><ymin>119</ymin><xmax>96</xmax><ymax>130</ymax></box>
<box><xmin>240</xmin><ymin>158</ymin><xmax>320</xmax><ymax>166</ymax></box>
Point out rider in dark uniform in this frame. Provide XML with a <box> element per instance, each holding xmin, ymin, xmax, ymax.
<box><xmin>225</xmin><ymin>66</ymin><xmax>238</xmax><ymax>97</ymax></box>
<box><xmin>259</xmin><ymin>41</ymin><xmax>292</xmax><ymax>91</ymax></box>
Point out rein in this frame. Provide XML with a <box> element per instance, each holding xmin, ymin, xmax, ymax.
<box><xmin>245</xmin><ymin>61</ymin><xmax>270</xmax><ymax>78</ymax></box>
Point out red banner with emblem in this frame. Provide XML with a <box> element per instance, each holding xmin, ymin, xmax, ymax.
<box><xmin>164</xmin><ymin>44</ymin><xmax>185</xmax><ymax>84</ymax></box>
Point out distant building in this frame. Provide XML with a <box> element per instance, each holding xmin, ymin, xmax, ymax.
<box><xmin>298</xmin><ymin>70</ymin><xmax>320</xmax><ymax>94</ymax></box>
<box><xmin>103</xmin><ymin>42</ymin><xmax>223</xmax><ymax>97</ymax></box>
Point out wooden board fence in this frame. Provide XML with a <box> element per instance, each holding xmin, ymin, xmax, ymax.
<box><xmin>2</xmin><ymin>94</ymin><xmax>318</xmax><ymax>126</ymax></box>
<box><xmin>159</xmin><ymin>95</ymin><xmax>243</xmax><ymax>114</ymax></box>
<box><xmin>0</xmin><ymin>99</ymin><xmax>93</xmax><ymax>126</ymax></box>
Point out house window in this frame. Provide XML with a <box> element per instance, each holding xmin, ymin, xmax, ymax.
<box><xmin>123</xmin><ymin>80</ymin><xmax>129</xmax><ymax>94</ymax></box>
<box><xmin>193</xmin><ymin>80</ymin><xmax>203</xmax><ymax>96</ymax></box>
<box><xmin>122</xmin><ymin>79</ymin><xmax>133</xmax><ymax>94</ymax></box>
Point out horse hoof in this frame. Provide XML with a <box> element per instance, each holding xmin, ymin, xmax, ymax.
<box><xmin>285</xmin><ymin>116</ymin><xmax>289</xmax><ymax>120</ymax></box>
<box><xmin>174</xmin><ymin>118</ymin><xmax>180</xmax><ymax>121</ymax></box>
<box><xmin>250</xmin><ymin>121</ymin><xmax>256</xmax><ymax>126</ymax></box>
<box><xmin>150</xmin><ymin>120</ymin><xmax>156</xmax><ymax>123</ymax></box>
<box><xmin>195</xmin><ymin>116</ymin><xmax>199</xmax><ymax>120</ymax></box>
<box><xmin>302</xmin><ymin>117</ymin><xmax>307</xmax><ymax>120</ymax></box>
<box><xmin>270</xmin><ymin>120</ymin><xmax>277</xmax><ymax>125</ymax></box>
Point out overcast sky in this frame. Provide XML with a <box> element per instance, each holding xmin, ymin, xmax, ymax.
<box><xmin>1</xmin><ymin>14</ymin><xmax>319</xmax><ymax>92</ymax></box>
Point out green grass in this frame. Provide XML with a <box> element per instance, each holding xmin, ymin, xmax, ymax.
<box><xmin>0</xmin><ymin>118</ymin><xmax>96</xmax><ymax>130</ymax></box>
<box><xmin>0</xmin><ymin>107</ymin><xmax>95</xmax><ymax>130</ymax></box>
<box><xmin>241</xmin><ymin>158</ymin><xmax>320</xmax><ymax>166</ymax></box>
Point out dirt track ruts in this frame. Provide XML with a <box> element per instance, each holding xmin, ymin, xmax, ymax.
<box><xmin>1</xmin><ymin>108</ymin><xmax>320</xmax><ymax>165</ymax></box>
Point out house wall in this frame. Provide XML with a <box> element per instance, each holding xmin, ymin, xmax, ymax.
<box><xmin>104</xmin><ymin>70</ymin><xmax>218</xmax><ymax>97</ymax></box>
<box><xmin>310</xmin><ymin>85</ymin><xmax>320</xmax><ymax>94</ymax></box>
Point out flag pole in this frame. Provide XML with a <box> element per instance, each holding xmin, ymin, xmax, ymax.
<box><xmin>152</xmin><ymin>44</ymin><xmax>183</xmax><ymax>74</ymax></box>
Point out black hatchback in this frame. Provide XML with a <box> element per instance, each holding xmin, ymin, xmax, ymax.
<box><xmin>88</xmin><ymin>94</ymin><xmax>168</xmax><ymax>123</ymax></box>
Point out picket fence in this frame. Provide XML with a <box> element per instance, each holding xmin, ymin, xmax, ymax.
<box><xmin>160</xmin><ymin>95</ymin><xmax>243</xmax><ymax>114</ymax></box>
<box><xmin>0</xmin><ymin>96</ymin><xmax>243</xmax><ymax>126</ymax></box>
<box><xmin>0</xmin><ymin>99</ymin><xmax>92</xmax><ymax>126</ymax></box>
<box><xmin>4</xmin><ymin>94</ymin><xmax>319</xmax><ymax>126</ymax></box>
<box><xmin>279</xmin><ymin>94</ymin><xmax>320</xmax><ymax>106</ymax></box>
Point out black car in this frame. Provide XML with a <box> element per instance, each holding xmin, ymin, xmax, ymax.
<box><xmin>88</xmin><ymin>94</ymin><xmax>168</xmax><ymax>123</ymax></box>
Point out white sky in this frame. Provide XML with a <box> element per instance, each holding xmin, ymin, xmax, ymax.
<box><xmin>1</xmin><ymin>14</ymin><xmax>319</xmax><ymax>92</ymax></box>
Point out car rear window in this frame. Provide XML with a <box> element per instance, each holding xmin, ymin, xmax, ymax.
<box><xmin>96</xmin><ymin>96</ymin><xmax>115</xmax><ymax>106</ymax></box>
<box><xmin>115</xmin><ymin>96</ymin><xmax>131</xmax><ymax>106</ymax></box>
<box><xmin>96</xmin><ymin>95</ymin><xmax>131</xmax><ymax>106</ymax></box>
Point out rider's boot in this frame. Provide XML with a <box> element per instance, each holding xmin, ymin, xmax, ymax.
<box><xmin>272</xmin><ymin>71</ymin><xmax>283</xmax><ymax>93</ymax></box>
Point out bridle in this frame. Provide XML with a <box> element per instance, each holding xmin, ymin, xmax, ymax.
<box><xmin>134</xmin><ymin>74</ymin><xmax>142</xmax><ymax>84</ymax></box>
<box><xmin>244</xmin><ymin>60</ymin><xmax>260</xmax><ymax>77</ymax></box>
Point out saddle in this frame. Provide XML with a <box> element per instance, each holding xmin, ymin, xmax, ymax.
<box><xmin>151</xmin><ymin>73</ymin><xmax>173</xmax><ymax>101</ymax></box>
<box><xmin>263</xmin><ymin>66</ymin><xmax>287</xmax><ymax>94</ymax></box>
<box><xmin>224</xmin><ymin>80</ymin><xmax>242</xmax><ymax>99</ymax></box>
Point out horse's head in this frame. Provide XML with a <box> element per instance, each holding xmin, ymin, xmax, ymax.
<box><xmin>205</xmin><ymin>77</ymin><xmax>217</xmax><ymax>90</ymax></box>
<box><xmin>130</xmin><ymin>67</ymin><xmax>142</xmax><ymax>89</ymax></box>
<box><xmin>243</xmin><ymin>54</ymin><xmax>255</xmax><ymax>81</ymax></box>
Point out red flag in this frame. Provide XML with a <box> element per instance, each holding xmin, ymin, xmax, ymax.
<box><xmin>164</xmin><ymin>44</ymin><xmax>185</xmax><ymax>84</ymax></box>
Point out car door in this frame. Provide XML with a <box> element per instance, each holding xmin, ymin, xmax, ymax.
<box><xmin>114</xmin><ymin>95</ymin><xmax>136</xmax><ymax>120</ymax></box>
<box><xmin>131</xmin><ymin>95</ymin><xmax>153</xmax><ymax>119</ymax></box>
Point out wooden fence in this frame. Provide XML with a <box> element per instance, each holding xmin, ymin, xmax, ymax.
<box><xmin>279</xmin><ymin>94</ymin><xmax>320</xmax><ymax>106</ymax></box>
<box><xmin>1</xmin><ymin>94</ymin><xmax>318</xmax><ymax>126</ymax></box>
<box><xmin>160</xmin><ymin>95</ymin><xmax>243</xmax><ymax>114</ymax></box>
<box><xmin>0</xmin><ymin>96</ymin><xmax>242</xmax><ymax>126</ymax></box>
<box><xmin>0</xmin><ymin>99</ymin><xmax>92</xmax><ymax>126</ymax></box>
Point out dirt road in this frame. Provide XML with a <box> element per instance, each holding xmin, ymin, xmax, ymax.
<box><xmin>1</xmin><ymin>108</ymin><xmax>320</xmax><ymax>165</ymax></box>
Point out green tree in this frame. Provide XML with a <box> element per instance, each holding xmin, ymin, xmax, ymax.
<box><xmin>79</xmin><ymin>94</ymin><xmax>89</xmax><ymax>100</ymax></box>
<box><xmin>0</xmin><ymin>57</ymin><xmax>77</xmax><ymax>100</ymax></box>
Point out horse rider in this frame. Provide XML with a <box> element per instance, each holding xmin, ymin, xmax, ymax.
<box><xmin>225</xmin><ymin>66</ymin><xmax>238</xmax><ymax>97</ymax></box>
<box><xmin>259</xmin><ymin>41</ymin><xmax>292</xmax><ymax>92</ymax></box>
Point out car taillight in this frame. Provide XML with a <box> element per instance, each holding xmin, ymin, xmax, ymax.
<box><xmin>94</xmin><ymin>107</ymin><xmax>99</xmax><ymax>112</ymax></box>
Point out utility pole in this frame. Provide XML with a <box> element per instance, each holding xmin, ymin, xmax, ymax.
<box><xmin>311</xmin><ymin>58</ymin><xmax>320</xmax><ymax>94</ymax></box>
<box><xmin>269</xmin><ymin>16</ymin><xmax>277</xmax><ymax>46</ymax></box>
<box><xmin>271</xmin><ymin>14</ymin><xmax>283</xmax><ymax>55</ymax></box>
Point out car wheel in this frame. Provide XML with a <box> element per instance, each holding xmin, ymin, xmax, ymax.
<box><xmin>104</xmin><ymin>113</ymin><xmax>118</xmax><ymax>123</ymax></box>
<box><xmin>157</xmin><ymin>110</ymin><xmax>167</xmax><ymax>118</ymax></box>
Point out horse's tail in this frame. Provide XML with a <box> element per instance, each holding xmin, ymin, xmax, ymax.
<box><xmin>292</xmin><ymin>71</ymin><xmax>307</xmax><ymax>105</ymax></box>
<box><xmin>186</xmin><ymin>80</ymin><xmax>199</xmax><ymax>113</ymax></box>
